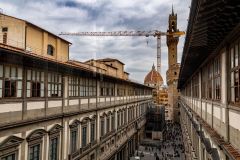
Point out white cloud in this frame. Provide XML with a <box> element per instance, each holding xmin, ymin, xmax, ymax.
<box><xmin>0</xmin><ymin>0</ymin><xmax>191</xmax><ymax>84</ymax></box>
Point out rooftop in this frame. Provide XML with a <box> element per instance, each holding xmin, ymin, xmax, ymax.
<box><xmin>178</xmin><ymin>0</ymin><xmax>240</xmax><ymax>88</ymax></box>
<box><xmin>0</xmin><ymin>13</ymin><xmax>72</xmax><ymax>44</ymax></box>
<box><xmin>144</xmin><ymin>64</ymin><xmax>163</xmax><ymax>85</ymax></box>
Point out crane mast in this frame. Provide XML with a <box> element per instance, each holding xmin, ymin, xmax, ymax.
<box><xmin>59</xmin><ymin>30</ymin><xmax>184</xmax><ymax>75</ymax></box>
<box><xmin>157</xmin><ymin>37</ymin><xmax>161</xmax><ymax>74</ymax></box>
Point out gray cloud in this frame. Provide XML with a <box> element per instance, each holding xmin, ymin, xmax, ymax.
<box><xmin>0</xmin><ymin>0</ymin><xmax>191</xmax><ymax>84</ymax></box>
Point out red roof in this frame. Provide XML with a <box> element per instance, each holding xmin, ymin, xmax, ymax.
<box><xmin>144</xmin><ymin>64</ymin><xmax>163</xmax><ymax>84</ymax></box>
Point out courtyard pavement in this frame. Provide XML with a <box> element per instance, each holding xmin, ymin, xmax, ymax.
<box><xmin>131</xmin><ymin>123</ymin><xmax>185</xmax><ymax>160</ymax></box>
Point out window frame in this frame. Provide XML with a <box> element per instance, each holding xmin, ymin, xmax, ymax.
<box><xmin>90</xmin><ymin>121</ymin><xmax>95</xmax><ymax>143</ymax></box>
<box><xmin>0</xmin><ymin>152</ymin><xmax>17</xmax><ymax>160</ymax></box>
<box><xmin>1</xmin><ymin>65</ymin><xmax>23</xmax><ymax>98</ymax></box>
<box><xmin>26</xmin><ymin>69</ymin><xmax>45</xmax><ymax>98</ymax></box>
<box><xmin>100</xmin><ymin>81</ymin><xmax>106</xmax><ymax>96</ymax></box>
<box><xmin>80</xmin><ymin>119</ymin><xmax>88</xmax><ymax>148</ymax></box>
<box><xmin>69</xmin><ymin>120</ymin><xmax>80</xmax><ymax>154</ymax></box>
<box><xmin>48</xmin><ymin>72</ymin><xmax>62</xmax><ymax>98</ymax></box>
<box><xmin>69</xmin><ymin>76</ymin><xmax>79</xmax><ymax>97</ymax></box>
<box><xmin>49</xmin><ymin>137</ymin><xmax>58</xmax><ymax>160</ymax></box>
<box><xmin>230</xmin><ymin>40</ymin><xmax>240</xmax><ymax>104</ymax></box>
<box><xmin>117</xmin><ymin>111</ymin><xmax>120</xmax><ymax>127</ymax></box>
<box><xmin>80</xmin><ymin>77</ymin><xmax>87</xmax><ymax>97</ymax></box>
<box><xmin>213</xmin><ymin>56</ymin><xmax>221</xmax><ymax>101</ymax></box>
<box><xmin>100</xmin><ymin>117</ymin><xmax>105</xmax><ymax>137</ymax></box>
<box><xmin>81</xmin><ymin>125</ymin><xmax>87</xmax><ymax>148</ymax></box>
<box><xmin>28</xmin><ymin>143</ymin><xmax>41</xmax><ymax>160</ymax></box>
<box><xmin>192</xmin><ymin>74</ymin><xmax>199</xmax><ymax>98</ymax></box>
<box><xmin>0</xmin><ymin>136</ymin><xmax>23</xmax><ymax>160</ymax></box>
<box><xmin>88</xmin><ymin>78</ymin><xmax>97</xmax><ymax>97</ymax></box>
<box><xmin>111</xmin><ymin>112</ymin><xmax>115</xmax><ymax>131</ymax></box>
<box><xmin>207</xmin><ymin>63</ymin><xmax>213</xmax><ymax>99</ymax></box>
<box><xmin>48</xmin><ymin>124</ymin><xmax>62</xmax><ymax>160</ymax></box>
<box><xmin>106</xmin><ymin>116</ymin><xmax>110</xmax><ymax>133</ymax></box>
<box><xmin>27</xmin><ymin>129</ymin><xmax>47</xmax><ymax>160</ymax></box>
<box><xmin>47</xmin><ymin>44</ymin><xmax>54</xmax><ymax>56</ymax></box>
<box><xmin>201</xmin><ymin>67</ymin><xmax>208</xmax><ymax>99</ymax></box>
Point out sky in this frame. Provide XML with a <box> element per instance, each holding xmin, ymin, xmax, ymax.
<box><xmin>0</xmin><ymin>0</ymin><xmax>191</xmax><ymax>84</ymax></box>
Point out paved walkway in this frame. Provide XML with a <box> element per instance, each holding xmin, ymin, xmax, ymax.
<box><xmin>131</xmin><ymin>123</ymin><xmax>185</xmax><ymax>160</ymax></box>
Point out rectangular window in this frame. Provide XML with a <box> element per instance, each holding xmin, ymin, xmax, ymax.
<box><xmin>106</xmin><ymin>117</ymin><xmax>110</xmax><ymax>133</ymax></box>
<box><xmin>192</xmin><ymin>74</ymin><xmax>199</xmax><ymax>98</ymax></box>
<box><xmin>117</xmin><ymin>84</ymin><xmax>125</xmax><ymax>96</ymax></box>
<box><xmin>4</xmin><ymin>80</ymin><xmax>16</xmax><ymax>97</ymax></box>
<box><xmin>201</xmin><ymin>67</ymin><xmax>208</xmax><ymax>99</ymax></box>
<box><xmin>2</xmin><ymin>27</ymin><xmax>8</xmax><ymax>32</ymax></box>
<box><xmin>121</xmin><ymin>111</ymin><xmax>124</xmax><ymax>125</ymax></box>
<box><xmin>100</xmin><ymin>81</ymin><xmax>106</xmax><ymax>96</ymax></box>
<box><xmin>27</xmin><ymin>70</ymin><xmax>44</xmax><ymax>98</ymax></box>
<box><xmin>47</xmin><ymin>45</ymin><xmax>54</xmax><ymax>56</ymax></box>
<box><xmin>100</xmin><ymin>87</ymin><xmax>104</xmax><ymax>96</ymax></box>
<box><xmin>117</xmin><ymin>112</ymin><xmax>120</xmax><ymax>127</ymax></box>
<box><xmin>82</xmin><ymin>126</ymin><xmax>87</xmax><ymax>147</ymax></box>
<box><xmin>88</xmin><ymin>79</ymin><xmax>96</xmax><ymax>96</ymax></box>
<box><xmin>48</xmin><ymin>73</ymin><xmax>62</xmax><ymax>97</ymax></box>
<box><xmin>108</xmin><ymin>83</ymin><xmax>114</xmax><ymax>96</ymax></box>
<box><xmin>124</xmin><ymin>110</ymin><xmax>127</xmax><ymax>124</ymax></box>
<box><xmin>213</xmin><ymin>57</ymin><xmax>221</xmax><ymax>100</ymax></box>
<box><xmin>70</xmin><ymin>130</ymin><xmax>77</xmax><ymax>153</ymax></box>
<box><xmin>111</xmin><ymin>114</ymin><xmax>115</xmax><ymax>131</ymax></box>
<box><xmin>32</xmin><ymin>82</ymin><xmax>41</xmax><ymax>97</ymax></box>
<box><xmin>29</xmin><ymin>144</ymin><xmax>41</xmax><ymax>160</ymax></box>
<box><xmin>90</xmin><ymin>123</ymin><xmax>95</xmax><ymax>142</ymax></box>
<box><xmin>100</xmin><ymin>119</ymin><xmax>105</xmax><ymax>137</ymax></box>
<box><xmin>49</xmin><ymin>137</ymin><xmax>58</xmax><ymax>160</ymax></box>
<box><xmin>3</xmin><ymin>65</ymin><xmax>22</xmax><ymax>98</ymax></box>
<box><xmin>3</xmin><ymin>32</ymin><xmax>7</xmax><ymax>44</ymax></box>
<box><xmin>207</xmin><ymin>64</ymin><xmax>213</xmax><ymax>99</ymax></box>
<box><xmin>132</xmin><ymin>108</ymin><xmax>134</xmax><ymax>119</ymax></box>
<box><xmin>100</xmin><ymin>82</ymin><xmax>114</xmax><ymax>96</ymax></box>
<box><xmin>106</xmin><ymin>87</ymin><xmax>109</xmax><ymax>96</ymax></box>
<box><xmin>80</xmin><ymin>77</ymin><xmax>87</xmax><ymax>97</ymax></box>
<box><xmin>230</xmin><ymin>41</ymin><xmax>240</xmax><ymax>103</ymax></box>
<box><xmin>90</xmin><ymin>154</ymin><xmax>95</xmax><ymax>160</ymax></box>
<box><xmin>69</xmin><ymin>76</ymin><xmax>79</xmax><ymax>97</ymax></box>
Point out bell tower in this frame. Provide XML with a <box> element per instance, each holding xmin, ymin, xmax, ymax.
<box><xmin>167</xmin><ymin>6</ymin><xmax>179</xmax><ymax>67</ymax></box>
<box><xmin>166</xmin><ymin>6</ymin><xmax>180</xmax><ymax>122</ymax></box>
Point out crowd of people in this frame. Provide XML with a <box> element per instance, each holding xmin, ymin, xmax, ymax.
<box><xmin>158</xmin><ymin>122</ymin><xmax>185</xmax><ymax>159</ymax></box>
<box><xmin>134</xmin><ymin>122</ymin><xmax>185</xmax><ymax>160</ymax></box>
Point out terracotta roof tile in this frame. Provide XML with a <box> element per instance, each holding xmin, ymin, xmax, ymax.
<box><xmin>144</xmin><ymin>64</ymin><xmax>163</xmax><ymax>84</ymax></box>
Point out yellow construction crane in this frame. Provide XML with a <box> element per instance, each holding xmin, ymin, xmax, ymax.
<box><xmin>59</xmin><ymin>30</ymin><xmax>185</xmax><ymax>74</ymax></box>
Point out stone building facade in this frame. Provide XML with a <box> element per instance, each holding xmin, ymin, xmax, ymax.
<box><xmin>178</xmin><ymin>0</ymin><xmax>240</xmax><ymax>159</ymax></box>
<box><xmin>166</xmin><ymin>8</ymin><xmax>180</xmax><ymax>122</ymax></box>
<box><xmin>0</xmin><ymin>13</ymin><xmax>152</xmax><ymax>160</ymax></box>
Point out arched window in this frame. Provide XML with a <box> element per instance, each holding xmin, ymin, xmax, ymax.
<box><xmin>69</xmin><ymin>120</ymin><xmax>80</xmax><ymax>153</ymax></box>
<box><xmin>47</xmin><ymin>45</ymin><xmax>54</xmax><ymax>56</ymax></box>
<box><xmin>0</xmin><ymin>136</ymin><xmax>24</xmax><ymax>160</ymax></box>
<box><xmin>48</xmin><ymin>124</ymin><xmax>63</xmax><ymax>160</ymax></box>
<box><xmin>27</xmin><ymin>129</ymin><xmax>47</xmax><ymax>160</ymax></box>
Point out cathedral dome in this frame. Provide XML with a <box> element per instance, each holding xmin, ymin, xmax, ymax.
<box><xmin>144</xmin><ymin>64</ymin><xmax>163</xmax><ymax>86</ymax></box>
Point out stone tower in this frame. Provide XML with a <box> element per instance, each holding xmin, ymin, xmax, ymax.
<box><xmin>166</xmin><ymin>6</ymin><xmax>180</xmax><ymax>122</ymax></box>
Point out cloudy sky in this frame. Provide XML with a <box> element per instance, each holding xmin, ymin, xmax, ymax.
<box><xmin>0</xmin><ymin>0</ymin><xmax>191</xmax><ymax>84</ymax></box>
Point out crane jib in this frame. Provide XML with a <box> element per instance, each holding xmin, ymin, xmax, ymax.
<box><xmin>59</xmin><ymin>31</ymin><xmax>185</xmax><ymax>74</ymax></box>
